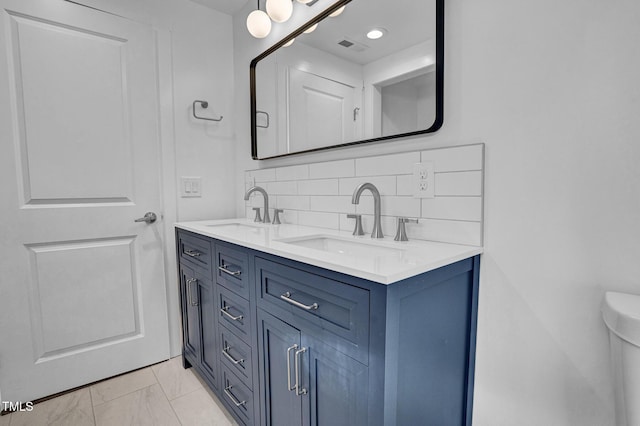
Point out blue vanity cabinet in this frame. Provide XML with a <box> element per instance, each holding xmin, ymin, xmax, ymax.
<box><xmin>178</xmin><ymin>253</ymin><xmax>219</xmax><ymax>390</ymax></box>
<box><xmin>176</xmin><ymin>228</ymin><xmax>480</xmax><ymax>426</ymax></box>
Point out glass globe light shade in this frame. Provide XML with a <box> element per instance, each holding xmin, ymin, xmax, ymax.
<box><xmin>246</xmin><ymin>10</ymin><xmax>272</xmax><ymax>38</ymax></box>
<box><xmin>296</xmin><ymin>0</ymin><xmax>312</xmax><ymax>4</ymax></box>
<box><xmin>266</xmin><ymin>0</ymin><xmax>293</xmax><ymax>23</ymax></box>
<box><xmin>283</xmin><ymin>38</ymin><xmax>295</xmax><ymax>47</ymax></box>
<box><xmin>303</xmin><ymin>23</ymin><xmax>318</xmax><ymax>34</ymax></box>
<box><xmin>329</xmin><ymin>6</ymin><xmax>345</xmax><ymax>17</ymax></box>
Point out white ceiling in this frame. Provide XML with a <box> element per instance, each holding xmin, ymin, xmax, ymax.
<box><xmin>189</xmin><ymin>0</ymin><xmax>250</xmax><ymax>16</ymax></box>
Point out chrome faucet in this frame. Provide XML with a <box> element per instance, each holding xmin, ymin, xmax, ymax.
<box><xmin>351</xmin><ymin>183</ymin><xmax>384</xmax><ymax>238</ymax></box>
<box><xmin>244</xmin><ymin>186</ymin><xmax>270</xmax><ymax>223</ymax></box>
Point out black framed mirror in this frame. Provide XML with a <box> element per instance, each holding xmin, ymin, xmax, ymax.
<box><xmin>250</xmin><ymin>0</ymin><xmax>443</xmax><ymax>160</ymax></box>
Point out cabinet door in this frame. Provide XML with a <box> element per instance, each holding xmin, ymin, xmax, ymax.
<box><xmin>199</xmin><ymin>277</ymin><xmax>218</xmax><ymax>389</ymax></box>
<box><xmin>258</xmin><ymin>311</ymin><xmax>302</xmax><ymax>426</ymax></box>
<box><xmin>180</xmin><ymin>264</ymin><xmax>201</xmax><ymax>362</ymax></box>
<box><xmin>301</xmin><ymin>335</ymin><xmax>369</xmax><ymax>426</ymax></box>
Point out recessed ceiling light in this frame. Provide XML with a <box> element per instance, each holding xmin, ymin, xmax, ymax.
<box><xmin>366</xmin><ymin>28</ymin><xmax>386</xmax><ymax>40</ymax></box>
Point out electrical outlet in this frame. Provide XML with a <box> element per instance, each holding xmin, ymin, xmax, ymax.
<box><xmin>181</xmin><ymin>177</ymin><xmax>202</xmax><ymax>198</ymax></box>
<box><xmin>413</xmin><ymin>162</ymin><xmax>435</xmax><ymax>198</ymax></box>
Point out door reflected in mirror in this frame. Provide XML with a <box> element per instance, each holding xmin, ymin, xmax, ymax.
<box><xmin>251</xmin><ymin>0</ymin><xmax>443</xmax><ymax>160</ymax></box>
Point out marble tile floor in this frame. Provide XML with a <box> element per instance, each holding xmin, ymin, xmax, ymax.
<box><xmin>1</xmin><ymin>356</ymin><xmax>238</xmax><ymax>426</ymax></box>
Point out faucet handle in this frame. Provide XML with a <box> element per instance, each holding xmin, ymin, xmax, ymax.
<box><xmin>272</xmin><ymin>209</ymin><xmax>284</xmax><ymax>225</ymax></box>
<box><xmin>347</xmin><ymin>214</ymin><xmax>365</xmax><ymax>236</ymax></box>
<box><xmin>394</xmin><ymin>217</ymin><xmax>419</xmax><ymax>242</ymax></box>
<box><xmin>252</xmin><ymin>207</ymin><xmax>262</xmax><ymax>223</ymax></box>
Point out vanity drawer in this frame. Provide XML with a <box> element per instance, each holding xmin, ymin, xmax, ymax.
<box><xmin>218</xmin><ymin>285</ymin><xmax>252</xmax><ymax>343</ymax></box>
<box><xmin>178</xmin><ymin>231</ymin><xmax>212</xmax><ymax>275</ymax></box>
<box><xmin>216</xmin><ymin>243</ymin><xmax>250</xmax><ymax>299</ymax></box>
<box><xmin>221</xmin><ymin>366</ymin><xmax>254</xmax><ymax>426</ymax></box>
<box><xmin>219</xmin><ymin>325</ymin><xmax>253</xmax><ymax>388</ymax></box>
<box><xmin>256</xmin><ymin>257</ymin><xmax>370</xmax><ymax>363</ymax></box>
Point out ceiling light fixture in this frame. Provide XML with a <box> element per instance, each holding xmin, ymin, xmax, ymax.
<box><xmin>283</xmin><ymin>38</ymin><xmax>295</xmax><ymax>47</ymax></box>
<box><xmin>329</xmin><ymin>5</ymin><xmax>346</xmax><ymax>17</ymax></box>
<box><xmin>303</xmin><ymin>23</ymin><xmax>318</xmax><ymax>34</ymax></box>
<box><xmin>246</xmin><ymin>0</ymin><xmax>272</xmax><ymax>38</ymax></box>
<box><xmin>266</xmin><ymin>0</ymin><xmax>293</xmax><ymax>23</ymax></box>
<box><xmin>366</xmin><ymin>28</ymin><xmax>386</xmax><ymax>40</ymax></box>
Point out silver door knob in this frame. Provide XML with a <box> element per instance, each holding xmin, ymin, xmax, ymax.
<box><xmin>134</xmin><ymin>212</ymin><xmax>157</xmax><ymax>224</ymax></box>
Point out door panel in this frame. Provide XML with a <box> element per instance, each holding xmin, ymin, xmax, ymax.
<box><xmin>288</xmin><ymin>68</ymin><xmax>360</xmax><ymax>152</ymax></box>
<box><xmin>9</xmin><ymin>11</ymin><xmax>133</xmax><ymax>203</ymax></box>
<box><xmin>258</xmin><ymin>311</ymin><xmax>302</xmax><ymax>426</ymax></box>
<box><xmin>302</xmin><ymin>334</ymin><xmax>369</xmax><ymax>426</ymax></box>
<box><xmin>0</xmin><ymin>0</ymin><xmax>169</xmax><ymax>401</ymax></box>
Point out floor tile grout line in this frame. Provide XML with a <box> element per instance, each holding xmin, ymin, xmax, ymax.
<box><xmin>88</xmin><ymin>386</ymin><xmax>97</xmax><ymax>426</ymax></box>
<box><xmin>91</xmin><ymin>382</ymin><xmax>159</xmax><ymax>410</ymax></box>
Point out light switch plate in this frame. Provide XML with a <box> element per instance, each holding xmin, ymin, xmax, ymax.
<box><xmin>181</xmin><ymin>177</ymin><xmax>202</xmax><ymax>198</ymax></box>
<box><xmin>413</xmin><ymin>162</ymin><xmax>435</xmax><ymax>198</ymax></box>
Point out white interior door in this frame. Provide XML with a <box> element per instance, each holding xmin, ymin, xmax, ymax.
<box><xmin>287</xmin><ymin>67</ymin><xmax>360</xmax><ymax>152</ymax></box>
<box><xmin>0</xmin><ymin>0</ymin><xmax>170</xmax><ymax>401</ymax></box>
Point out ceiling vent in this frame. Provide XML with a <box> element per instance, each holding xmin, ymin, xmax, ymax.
<box><xmin>336</xmin><ymin>38</ymin><xmax>368</xmax><ymax>52</ymax></box>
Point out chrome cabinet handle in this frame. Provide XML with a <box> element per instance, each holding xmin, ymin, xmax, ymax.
<box><xmin>223</xmin><ymin>386</ymin><xmax>246</xmax><ymax>407</ymax></box>
<box><xmin>286</xmin><ymin>344</ymin><xmax>298</xmax><ymax>392</ymax></box>
<box><xmin>185</xmin><ymin>278</ymin><xmax>192</xmax><ymax>307</ymax></box>
<box><xmin>184</xmin><ymin>249</ymin><xmax>201</xmax><ymax>258</ymax></box>
<box><xmin>189</xmin><ymin>278</ymin><xmax>199</xmax><ymax>306</ymax></box>
<box><xmin>220</xmin><ymin>305</ymin><xmax>244</xmax><ymax>321</ymax></box>
<box><xmin>295</xmin><ymin>347</ymin><xmax>307</xmax><ymax>396</ymax></box>
<box><xmin>222</xmin><ymin>345</ymin><xmax>244</xmax><ymax>365</ymax></box>
<box><xmin>218</xmin><ymin>264</ymin><xmax>242</xmax><ymax>276</ymax></box>
<box><xmin>280</xmin><ymin>292</ymin><xmax>319</xmax><ymax>311</ymax></box>
<box><xmin>134</xmin><ymin>212</ymin><xmax>157</xmax><ymax>224</ymax></box>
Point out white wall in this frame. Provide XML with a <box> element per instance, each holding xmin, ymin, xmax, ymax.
<box><xmin>233</xmin><ymin>0</ymin><xmax>640</xmax><ymax>424</ymax></box>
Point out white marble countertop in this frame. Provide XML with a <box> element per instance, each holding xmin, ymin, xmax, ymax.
<box><xmin>175</xmin><ymin>219</ymin><xmax>483</xmax><ymax>285</ymax></box>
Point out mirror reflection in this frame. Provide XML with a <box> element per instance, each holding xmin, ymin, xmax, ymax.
<box><xmin>252</xmin><ymin>0</ymin><xmax>441</xmax><ymax>159</ymax></box>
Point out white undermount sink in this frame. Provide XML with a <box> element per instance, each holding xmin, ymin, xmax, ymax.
<box><xmin>276</xmin><ymin>235</ymin><xmax>407</xmax><ymax>258</ymax></box>
<box><xmin>204</xmin><ymin>222</ymin><xmax>264</xmax><ymax>233</ymax></box>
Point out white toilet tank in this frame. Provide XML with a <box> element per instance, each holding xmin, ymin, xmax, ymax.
<box><xmin>602</xmin><ymin>291</ymin><xmax>640</xmax><ymax>426</ymax></box>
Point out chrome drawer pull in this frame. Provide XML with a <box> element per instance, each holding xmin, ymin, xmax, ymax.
<box><xmin>220</xmin><ymin>305</ymin><xmax>244</xmax><ymax>321</ymax></box>
<box><xmin>286</xmin><ymin>344</ymin><xmax>298</xmax><ymax>392</ymax></box>
<box><xmin>218</xmin><ymin>264</ymin><xmax>242</xmax><ymax>276</ymax></box>
<box><xmin>223</xmin><ymin>386</ymin><xmax>246</xmax><ymax>407</ymax></box>
<box><xmin>222</xmin><ymin>345</ymin><xmax>244</xmax><ymax>365</ymax></box>
<box><xmin>184</xmin><ymin>249</ymin><xmax>201</xmax><ymax>258</ymax></box>
<box><xmin>280</xmin><ymin>292</ymin><xmax>319</xmax><ymax>311</ymax></box>
<box><xmin>294</xmin><ymin>347</ymin><xmax>307</xmax><ymax>396</ymax></box>
<box><xmin>189</xmin><ymin>278</ymin><xmax>199</xmax><ymax>306</ymax></box>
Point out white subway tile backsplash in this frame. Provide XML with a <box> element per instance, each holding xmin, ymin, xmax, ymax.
<box><xmin>422</xmin><ymin>197</ymin><xmax>483</xmax><ymax>222</ymax></box>
<box><xmin>308</xmin><ymin>159</ymin><xmax>355</xmax><ymax>179</ymax></box>
<box><xmin>309</xmin><ymin>196</ymin><xmax>354</xmax><ymax>214</ymax></box>
<box><xmin>244</xmin><ymin>144</ymin><xmax>484</xmax><ymax>247</ymax></box>
<box><xmin>275</xmin><ymin>195</ymin><xmax>310</xmax><ymax>211</ymax></box>
<box><xmin>355</xmin><ymin>152</ymin><xmax>420</xmax><ymax>177</ymax></box>
<box><xmin>298</xmin><ymin>211</ymin><xmax>340</xmax><ymax>230</ymax></box>
<box><xmin>435</xmin><ymin>171</ymin><xmax>483</xmax><ymax>196</ymax></box>
<box><xmin>248</xmin><ymin>168</ymin><xmax>276</xmax><ymax>183</ymax></box>
<box><xmin>280</xmin><ymin>209</ymin><xmax>299</xmax><ymax>225</ymax></box>
<box><xmin>410</xmin><ymin>219</ymin><xmax>483</xmax><ymax>246</ymax></box>
<box><xmin>298</xmin><ymin>179</ymin><xmax>339</xmax><ymax>195</ymax></box>
<box><xmin>267</xmin><ymin>181</ymin><xmax>297</xmax><ymax>195</ymax></box>
<box><xmin>276</xmin><ymin>164</ymin><xmax>309</xmax><ymax>181</ymax></box>
<box><xmin>338</xmin><ymin>176</ymin><xmax>397</xmax><ymax>196</ymax></box>
<box><xmin>396</xmin><ymin>175</ymin><xmax>414</xmax><ymax>196</ymax></box>
<box><xmin>422</xmin><ymin>144</ymin><xmax>484</xmax><ymax>172</ymax></box>
<box><xmin>380</xmin><ymin>196</ymin><xmax>421</xmax><ymax>218</ymax></box>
